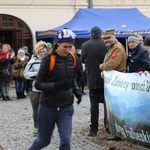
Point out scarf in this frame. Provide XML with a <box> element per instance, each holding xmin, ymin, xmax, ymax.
<box><xmin>0</xmin><ymin>50</ymin><xmax>10</xmax><ymax>60</ymax></box>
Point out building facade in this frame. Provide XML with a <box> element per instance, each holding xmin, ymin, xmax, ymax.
<box><xmin>0</xmin><ymin>0</ymin><xmax>150</xmax><ymax>53</ymax></box>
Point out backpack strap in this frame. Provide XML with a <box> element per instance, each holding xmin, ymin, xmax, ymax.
<box><xmin>68</xmin><ymin>51</ymin><xmax>76</xmax><ymax>68</ymax></box>
<box><xmin>49</xmin><ymin>54</ymin><xmax>56</xmax><ymax>72</ymax></box>
<box><xmin>46</xmin><ymin>54</ymin><xmax>55</xmax><ymax>79</ymax></box>
<box><xmin>46</xmin><ymin>51</ymin><xmax>76</xmax><ymax>79</ymax></box>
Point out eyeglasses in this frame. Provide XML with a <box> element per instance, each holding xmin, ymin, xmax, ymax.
<box><xmin>38</xmin><ymin>51</ymin><xmax>46</xmax><ymax>55</ymax></box>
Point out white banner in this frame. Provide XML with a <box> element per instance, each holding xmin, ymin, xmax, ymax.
<box><xmin>104</xmin><ymin>70</ymin><xmax>150</xmax><ymax>148</ymax></box>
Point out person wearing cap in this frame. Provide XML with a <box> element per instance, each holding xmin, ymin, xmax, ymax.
<box><xmin>99</xmin><ymin>28</ymin><xmax>127</xmax><ymax>140</ymax></box>
<box><xmin>12</xmin><ymin>48</ymin><xmax>27</xmax><ymax>99</ymax></box>
<box><xmin>127</xmin><ymin>35</ymin><xmax>150</xmax><ymax>73</ymax></box>
<box><xmin>22</xmin><ymin>46</ymin><xmax>29</xmax><ymax>53</ymax></box>
<box><xmin>46</xmin><ymin>42</ymin><xmax>53</xmax><ymax>53</ymax></box>
<box><xmin>100</xmin><ymin>29</ymin><xmax>127</xmax><ymax>73</ymax></box>
<box><xmin>29</xmin><ymin>29</ymin><xmax>82</xmax><ymax>150</ymax></box>
<box><xmin>81</xmin><ymin>26</ymin><xmax>107</xmax><ymax>136</ymax></box>
<box><xmin>24</xmin><ymin>40</ymin><xmax>48</xmax><ymax>136</ymax></box>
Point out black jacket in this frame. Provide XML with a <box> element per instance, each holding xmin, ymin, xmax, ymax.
<box><xmin>81</xmin><ymin>35</ymin><xmax>107</xmax><ymax>89</ymax></box>
<box><xmin>35</xmin><ymin>52</ymin><xmax>79</xmax><ymax>107</ymax></box>
<box><xmin>0</xmin><ymin>52</ymin><xmax>14</xmax><ymax>82</ymax></box>
<box><xmin>128</xmin><ymin>44</ymin><xmax>150</xmax><ymax>73</ymax></box>
<box><xmin>76</xmin><ymin>55</ymin><xmax>83</xmax><ymax>87</ymax></box>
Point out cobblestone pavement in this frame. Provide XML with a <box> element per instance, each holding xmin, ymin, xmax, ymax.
<box><xmin>0</xmin><ymin>88</ymin><xmax>104</xmax><ymax>150</ymax></box>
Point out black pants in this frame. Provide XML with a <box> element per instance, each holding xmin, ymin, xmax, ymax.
<box><xmin>89</xmin><ymin>88</ymin><xmax>105</xmax><ymax>134</ymax></box>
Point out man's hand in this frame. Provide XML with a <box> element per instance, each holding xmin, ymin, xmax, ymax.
<box><xmin>101</xmin><ymin>71</ymin><xmax>104</xmax><ymax>79</ymax></box>
<box><xmin>138</xmin><ymin>70</ymin><xmax>149</xmax><ymax>76</ymax></box>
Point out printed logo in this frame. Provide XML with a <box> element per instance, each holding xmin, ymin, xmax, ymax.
<box><xmin>111</xmin><ymin>52</ymin><xmax>117</xmax><ymax>59</ymax></box>
<box><xmin>58</xmin><ymin>29</ymin><xmax>76</xmax><ymax>39</ymax></box>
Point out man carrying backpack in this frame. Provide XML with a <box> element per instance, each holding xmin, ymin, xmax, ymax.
<box><xmin>29</xmin><ymin>29</ymin><xmax>82</xmax><ymax>150</ymax></box>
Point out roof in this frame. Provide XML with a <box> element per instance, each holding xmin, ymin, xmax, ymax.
<box><xmin>36</xmin><ymin>8</ymin><xmax>150</xmax><ymax>40</ymax></box>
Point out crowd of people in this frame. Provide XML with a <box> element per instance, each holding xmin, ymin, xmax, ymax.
<box><xmin>0</xmin><ymin>27</ymin><xmax>150</xmax><ymax>149</ymax></box>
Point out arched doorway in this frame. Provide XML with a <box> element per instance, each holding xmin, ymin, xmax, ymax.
<box><xmin>0</xmin><ymin>14</ymin><xmax>33</xmax><ymax>54</ymax></box>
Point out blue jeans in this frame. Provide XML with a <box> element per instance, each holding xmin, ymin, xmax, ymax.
<box><xmin>1</xmin><ymin>81</ymin><xmax>10</xmax><ymax>96</ymax></box>
<box><xmin>15</xmin><ymin>80</ymin><xmax>24</xmax><ymax>92</ymax></box>
<box><xmin>29</xmin><ymin>104</ymin><xmax>74</xmax><ymax>150</ymax></box>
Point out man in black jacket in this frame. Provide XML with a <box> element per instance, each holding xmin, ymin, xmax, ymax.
<box><xmin>81</xmin><ymin>26</ymin><xmax>107</xmax><ymax>136</ymax></box>
<box><xmin>127</xmin><ymin>35</ymin><xmax>150</xmax><ymax>73</ymax></box>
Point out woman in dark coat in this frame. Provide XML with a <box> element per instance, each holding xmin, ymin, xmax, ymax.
<box><xmin>0</xmin><ymin>44</ymin><xmax>15</xmax><ymax>100</ymax></box>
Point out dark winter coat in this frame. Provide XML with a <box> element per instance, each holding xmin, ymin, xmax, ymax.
<box><xmin>0</xmin><ymin>52</ymin><xmax>14</xmax><ymax>82</ymax></box>
<box><xmin>81</xmin><ymin>35</ymin><xmax>107</xmax><ymax>89</ymax></box>
<box><xmin>35</xmin><ymin>52</ymin><xmax>79</xmax><ymax>107</ymax></box>
<box><xmin>76</xmin><ymin>55</ymin><xmax>83</xmax><ymax>87</ymax></box>
<box><xmin>128</xmin><ymin>44</ymin><xmax>150</xmax><ymax>73</ymax></box>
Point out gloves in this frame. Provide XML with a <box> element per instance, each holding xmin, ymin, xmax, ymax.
<box><xmin>54</xmin><ymin>80</ymin><xmax>71</xmax><ymax>90</ymax></box>
<box><xmin>73</xmin><ymin>89</ymin><xmax>82</xmax><ymax>105</ymax></box>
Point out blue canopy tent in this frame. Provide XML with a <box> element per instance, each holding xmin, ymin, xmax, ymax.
<box><xmin>36</xmin><ymin>8</ymin><xmax>150</xmax><ymax>41</ymax></box>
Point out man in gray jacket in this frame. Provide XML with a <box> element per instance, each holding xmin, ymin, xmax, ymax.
<box><xmin>81</xmin><ymin>26</ymin><xmax>107</xmax><ymax>136</ymax></box>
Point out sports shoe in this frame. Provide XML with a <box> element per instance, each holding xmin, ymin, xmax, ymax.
<box><xmin>33</xmin><ymin>127</ymin><xmax>38</xmax><ymax>136</ymax></box>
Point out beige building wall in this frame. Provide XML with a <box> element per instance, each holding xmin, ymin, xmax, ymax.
<box><xmin>0</xmin><ymin>0</ymin><xmax>150</xmax><ymax>44</ymax></box>
<box><xmin>94</xmin><ymin>0</ymin><xmax>150</xmax><ymax>17</ymax></box>
<box><xmin>0</xmin><ymin>0</ymin><xmax>87</xmax><ymax>44</ymax></box>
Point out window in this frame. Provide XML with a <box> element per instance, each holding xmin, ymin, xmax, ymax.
<box><xmin>18</xmin><ymin>22</ymin><xmax>24</xmax><ymax>28</ymax></box>
<box><xmin>2</xmin><ymin>16</ymin><xmax>14</xmax><ymax>28</ymax></box>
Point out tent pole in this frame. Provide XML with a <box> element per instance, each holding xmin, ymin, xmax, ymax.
<box><xmin>126</xmin><ymin>38</ymin><xmax>129</xmax><ymax>72</ymax></box>
<box><xmin>125</xmin><ymin>38</ymin><xmax>128</xmax><ymax>56</ymax></box>
<box><xmin>87</xmin><ymin>0</ymin><xmax>93</xmax><ymax>8</ymax></box>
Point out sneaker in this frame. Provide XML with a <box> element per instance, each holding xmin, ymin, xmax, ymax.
<box><xmin>33</xmin><ymin>127</ymin><xmax>38</xmax><ymax>136</ymax></box>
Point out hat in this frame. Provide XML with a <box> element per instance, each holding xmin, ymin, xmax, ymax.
<box><xmin>18</xmin><ymin>49</ymin><xmax>25</xmax><ymax>54</ymax></box>
<box><xmin>128</xmin><ymin>35</ymin><xmax>139</xmax><ymax>43</ymax></box>
<box><xmin>91</xmin><ymin>26</ymin><xmax>102</xmax><ymax>35</ymax></box>
<box><xmin>22</xmin><ymin>46</ymin><xmax>28</xmax><ymax>50</ymax></box>
<box><xmin>46</xmin><ymin>42</ymin><xmax>52</xmax><ymax>47</ymax></box>
<box><xmin>57</xmin><ymin>29</ymin><xmax>76</xmax><ymax>44</ymax></box>
<box><xmin>101</xmin><ymin>29</ymin><xmax>115</xmax><ymax>38</ymax></box>
<box><xmin>35</xmin><ymin>40</ymin><xmax>47</xmax><ymax>54</ymax></box>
